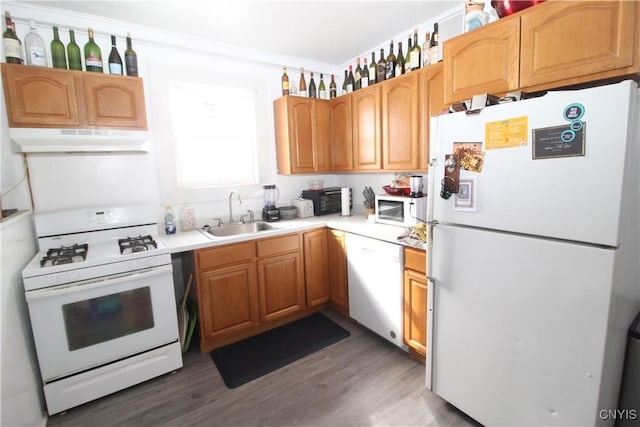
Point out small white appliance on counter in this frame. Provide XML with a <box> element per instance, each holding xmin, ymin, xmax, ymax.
<box><xmin>427</xmin><ymin>80</ymin><xmax>640</xmax><ymax>426</ymax></box>
<box><xmin>375</xmin><ymin>195</ymin><xmax>427</xmax><ymax>227</ymax></box>
<box><xmin>22</xmin><ymin>205</ymin><xmax>183</xmax><ymax>415</ymax></box>
<box><xmin>292</xmin><ymin>198</ymin><xmax>314</xmax><ymax>218</ymax></box>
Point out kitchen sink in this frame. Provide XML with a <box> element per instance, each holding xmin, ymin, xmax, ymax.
<box><xmin>201</xmin><ymin>221</ymin><xmax>277</xmax><ymax>237</ymax></box>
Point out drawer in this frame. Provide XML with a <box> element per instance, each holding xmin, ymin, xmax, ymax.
<box><xmin>256</xmin><ymin>233</ymin><xmax>300</xmax><ymax>258</ymax></box>
<box><xmin>404</xmin><ymin>247</ymin><xmax>426</xmax><ymax>274</ymax></box>
<box><xmin>197</xmin><ymin>242</ymin><xmax>254</xmax><ymax>270</ymax></box>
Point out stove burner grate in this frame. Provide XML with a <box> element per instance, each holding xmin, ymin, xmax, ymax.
<box><xmin>118</xmin><ymin>235</ymin><xmax>158</xmax><ymax>255</ymax></box>
<box><xmin>40</xmin><ymin>244</ymin><xmax>89</xmax><ymax>267</ymax></box>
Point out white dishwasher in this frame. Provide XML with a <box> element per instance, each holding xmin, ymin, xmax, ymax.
<box><xmin>346</xmin><ymin>233</ymin><xmax>406</xmax><ymax>349</ymax></box>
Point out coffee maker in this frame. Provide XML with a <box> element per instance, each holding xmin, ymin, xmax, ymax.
<box><xmin>262</xmin><ymin>184</ymin><xmax>280</xmax><ymax>222</ymax></box>
<box><xmin>409</xmin><ymin>175</ymin><xmax>424</xmax><ymax>198</ymax></box>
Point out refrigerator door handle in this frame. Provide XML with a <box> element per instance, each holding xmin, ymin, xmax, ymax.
<box><xmin>425</xmin><ymin>220</ymin><xmax>439</xmax><ymax>226</ymax></box>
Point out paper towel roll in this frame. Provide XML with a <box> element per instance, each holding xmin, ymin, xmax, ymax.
<box><xmin>341</xmin><ymin>187</ymin><xmax>350</xmax><ymax>216</ymax></box>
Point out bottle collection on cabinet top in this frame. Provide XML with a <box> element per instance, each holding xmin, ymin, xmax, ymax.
<box><xmin>278</xmin><ymin>24</ymin><xmax>441</xmax><ymax>99</ymax></box>
<box><xmin>2</xmin><ymin>12</ymin><xmax>139</xmax><ymax>76</ymax></box>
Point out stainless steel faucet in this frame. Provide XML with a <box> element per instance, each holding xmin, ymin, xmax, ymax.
<box><xmin>228</xmin><ymin>190</ymin><xmax>242</xmax><ymax>223</ymax></box>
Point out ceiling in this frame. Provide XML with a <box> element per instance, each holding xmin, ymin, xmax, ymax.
<box><xmin>22</xmin><ymin>1</ymin><xmax>458</xmax><ymax>65</ymax></box>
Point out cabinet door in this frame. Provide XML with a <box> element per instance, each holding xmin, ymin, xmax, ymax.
<box><xmin>444</xmin><ymin>15</ymin><xmax>520</xmax><ymax>104</ymax></box>
<box><xmin>381</xmin><ymin>73</ymin><xmax>419</xmax><ymax>171</ymax></box>
<box><xmin>404</xmin><ymin>268</ymin><xmax>428</xmax><ymax>357</ymax></box>
<box><xmin>257</xmin><ymin>252</ymin><xmax>305</xmax><ymax>322</ymax></box>
<box><xmin>351</xmin><ymin>85</ymin><xmax>381</xmax><ymax>170</ymax></box>
<box><xmin>330</xmin><ymin>96</ymin><xmax>353</xmax><ymax>171</ymax></box>
<box><xmin>520</xmin><ymin>1</ymin><xmax>638</xmax><ymax>89</ymax></box>
<box><xmin>82</xmin><ymin>74</ymin><xmax>147</xmax><ymax>129</ymax></box>
<box><xmin>303</xmin><ymin>229</ymin><xmax>330</xmax><ymax>307</ymax></box>
<box><xmin>198</xmin><ymin>262</ymin><xmax>259</xmax><ymax>344</ymax></box>
<box><xmin>1</xmin><ymin>64</ymin><xmax>81</xmax><ymax>127</ymax></box>
<box><xmin>327</xmin><ymin>229</ymin><xmax>348</xmax><ymax>316</ymax></box>
<box><xmin>418</xmin><ymin>63</ymin><xmax>444</xmax><ymax>171</ymax></box>
<box><xmin>313</xmin><ymin>100</ymin><xmax>332</xmax><ymax>172</ymax></box>
<box><xmin>288</xmin><ymin>97</ymin><xmax>316</xmax><ymax>173</ymax></box>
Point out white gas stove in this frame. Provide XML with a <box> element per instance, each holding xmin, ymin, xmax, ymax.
<box><xmin>22</xmin><ymin>205</ymin><xmax>182</xmax><ymax>415</ymax></box>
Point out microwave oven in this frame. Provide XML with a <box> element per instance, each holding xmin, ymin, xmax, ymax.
<box><xmin>375</xmin><ymin>195</ymin><xmax>427</xmax><ymax>227</ymax></box>
<box><xmin>301</xmin><ymin>187</ymin><xmax>351</xmax><ymax>216</ymax></box>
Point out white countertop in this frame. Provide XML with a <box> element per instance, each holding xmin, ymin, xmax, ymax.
<box><xmin>159</xmin><ymin>213</ymin><xmax>425</xmax><ymax>253</ymax></box>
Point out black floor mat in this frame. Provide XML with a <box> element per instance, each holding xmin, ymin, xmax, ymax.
<box><xmin>211</xmin><ymin>313</ymin><xmax>350</xmax><ymax>388</ymax></box>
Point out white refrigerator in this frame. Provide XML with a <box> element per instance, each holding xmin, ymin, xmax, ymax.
<box><xmin>426</xmin><ymin>80</ymin><xmax>640</xmax><ymax>426</ymax></box>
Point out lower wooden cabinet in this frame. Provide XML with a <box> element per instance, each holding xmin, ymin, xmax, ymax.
<box><xmin>195</xmin><ymin>230</ymin><xmax>331</xmax><ymax>353</ymax></box>
<box><xmin>257</xmin><ymin>251</ymin><xmax>305</xmax><ymax>322</ymax></box>
<box><xmin>327</xmin><ymin>229</ymin><xmax>349</xmax><ymax>316</ymax></box>
<box><xmin>198</xmin><ymin>262</ymin><xmax>259</xmax><ymax>342</ymax></box>
<box><xmin>403</xmin><ymin>247</ymin><xmax>427</xmax><ymax>363</ymax></box>
<box><xmin>303</xmin><ymin>229</ymin><xmax>331</xmax><ymax>307</ymax></box>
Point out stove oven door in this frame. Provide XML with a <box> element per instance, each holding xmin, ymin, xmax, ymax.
<box><xmin>25</xmin><ymin>264</ymin><xmax>179</xmax><ymax>382</ymax></box>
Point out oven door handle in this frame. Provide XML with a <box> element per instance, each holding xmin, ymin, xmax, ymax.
<box><xmin>25</xmin><ymin>264</ymin><xmax>173</xmax><ymax>302</ymax></box>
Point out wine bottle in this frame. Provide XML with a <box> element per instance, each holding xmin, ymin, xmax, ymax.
<box><xmin>318</xmin><ymin>73</ymin><xmax>326</xmax><ymax>99</ymax></box>
<box><xmin>124</xmin><ymin>32</ymin><xmax>138</xmax><ymax>76</ymax></box>
<box><xmin>376</xmin><ymin>48</ymin><xmax>386</xmax><ymax>83</ymax></box>
<box><xmin>369</xmin><ymin>52</ymin><xmax>377</xmax><ymax>85</ymax></box>
<box><xmin>429</xmin><ymin>23</ymin><xmax>439</xmax><ymax>65</ymax></box>
<box><xmin>361</xmin><ymin>57</ymin><xmax>369</xmax><ymax>88</ymax></box>
<box><xmin>354</xmin><ymin>57</ymin><xmax>362</xmax><ymax>90</ymax></box>
<box><xmin>329</xmin><ymin>74</ymin><xmax>337</xmax><ymax>99</ymax></box>
<box><xmin>298</xmin><ymin>67</ymin><xmax>307</xmax><ymax>97</ymax></box>
<box><xmin>67</xmin><ymin>30</ymin><xmax>82</xmax><ymax>70</ymax></box>
<box><xmin>422</xmin><ymin>32</ymin><xmax>431</xmax><ymax>68</ymax></box>
<box><xmin>3</xmin><ymin>12</ymin><xmax>22</xmax><ymax>64</ymax></box>
<box><xmin>395</xmin><ymin>41</ymin><xmax>405</xmax><ymax>76</ymax></box>
<box><xmin>50</xmin><ymin>27</ymin><xmax>67</xmax><ymax>69</ymax></box>
<box><xmin>346</xmin><ymin>65</ymin><xmax>354</xmax><ymax>93</ymax></box>
<box><xmin>24</xmin><ymin>19</ymin><xmax>47</xmax><ymax>67</ymax></box>
<box><xmin>309</xmin><ymin>71</ymin><xmax>317</xmax><ymax>98</ymax></box>
<box><xmin>84</xmin><ymin>28</ymin><xmax>103</xmax><ymax>73</ymax></box>
<box><xmin>11</xmin><ymin>23</ymin><xmax>24</xmax><ymax>64</ymax></box>
<box><xmin>342</xmin><ymin>69</ymin><xmax>348</xmax><ymax>95</ymax></box>
<box><xmin>385</xmin><ymin>40</ymin><xmax>396</xmax><ymax>80</ymax></box>
<box><xmin>281</xmin><ymin>67</ymin><xmax>289</xmax><ymax>96</ymax></box>
<box><xmin>410</xmin><ymin>29</ymin><xmax>421</xmax><ymax>71</ymax></box>
<box><xmin>405</xmin><ymin>34</ymin><xmax>412</xmax><ymax>72</ymax></box>
<box><xmin>108</xmin><ymin>35</ymin><xmax>123</xmax><ymax>75</ymax></box>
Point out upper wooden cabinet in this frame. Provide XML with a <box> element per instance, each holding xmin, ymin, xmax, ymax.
<box><xmin>443</xmin><ymin>15</ymin><xmax>520</xmax><ymax>104</ymax></box>
<box><xmin>329</xmin><ymin>96</ymin><xmax>353</xmax><ymax>171</ymax></box>
<box><xmin>1</xmin><ymin>63</ymin><xmax>147</xmax><ymax>129</ymax></box>
<box><xmin>519</xmin><ymin>1</ymin><xmax>639</xmax><ymax>89</ymax></box>
<box><xmin>351</xmin><ymin>84</ymin><xmax>381</xmax><ymax>171</ymax></box>
<box><xmin>273</xmin><ymin>96</ymin><xmax>331</xmax><ymax>174</ymax></box>
<box><xmin>443</xmin><ymin>0</ymin><xmax>640</xmax><ymax>104</ymax></box>
<box><xmin>418</xmin><ymin>63</ymin><xmax>444</xmax><ymax>171</ymax></box>
<box><xmin>381</xmin><ymin>73</ymin><xmax>419</xmax><ymax>171</ymax></box>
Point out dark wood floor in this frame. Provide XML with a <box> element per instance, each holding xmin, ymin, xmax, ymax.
<box><xmin>47</xmin><ymin>310</ymin><xmax>480</xmax><ymax>427</ymax></box>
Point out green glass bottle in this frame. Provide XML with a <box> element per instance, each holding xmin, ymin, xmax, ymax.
<box><xmin>318</xmin><ymin>73</ymin><xmax>326</xmax><ymax>99</ymax></box>
<box><xmin>67</xmin><ymin>30</ymin><xmax>82</xmax><ymax>70</ymax></box>
<box><xmin>51</xmin><ymin>27</ymin><xmax>67</xmax><ymax>69</ymax></box>
<box><xmin>84</xmin><ymin>27</ymin><xmax>103</xmax><ymax>73</ymax></box>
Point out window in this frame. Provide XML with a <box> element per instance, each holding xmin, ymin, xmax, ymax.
<box><xmin>168</xmin><ymin>82</ymin><xmax>259</xmax><ymax>188</ymax></box>
<box><xmin>149</xmin><ymin>61</ymin><xmax>270</xmax><ymax>205</ymax></box>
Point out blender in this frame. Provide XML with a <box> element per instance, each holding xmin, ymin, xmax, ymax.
<box><xmin>262</xmin><ymin>184</ymin><xmax>280</xmax><ymax>221</ymax></box>
<box><xmin>409</xmin><ymin>175</ymin><xmax>424</xmax><ymax>198</ymax></box>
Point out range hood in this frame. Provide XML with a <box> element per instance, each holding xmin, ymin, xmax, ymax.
<box><xmin>10</xmin><ymin>128</ymin><xmax>150</xmax><ymax>153</ymax></box>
